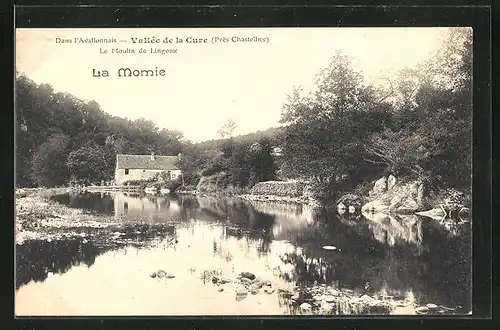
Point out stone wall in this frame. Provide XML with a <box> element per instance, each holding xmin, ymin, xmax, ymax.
<box><xmin>250</xmin><ymin>181</ymin><xmax>306</xmax><ymax>198</ymax></box>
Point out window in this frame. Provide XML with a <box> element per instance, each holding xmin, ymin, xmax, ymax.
<box><xmin>125</xmin><ymin>169</ymin><xmax>129</xmax><ymax>175</ymax></box>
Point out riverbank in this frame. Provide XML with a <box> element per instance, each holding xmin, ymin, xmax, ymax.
<box><xmin>187</xmin><ymin>174</ymin><xmax>472</xmax><ymax>220</ymax></box>
<box><xmin>15</xmin><ymin>190</ymin><xmax>183</xmax><ymax>249</ymax></box>
<box><xmin>16</xmin><ymin>188</ymin><xmax>113</xmax><ymax>244</ymax></box>
<box><xmin>357</xmin><ymin>175</ymin><xmax>471</xmax><ymax>220</ymax></box>
<box><xmin>16</xmin><ymin>188</ymin><xmax>136</xmax><ymax>243</ymax></box>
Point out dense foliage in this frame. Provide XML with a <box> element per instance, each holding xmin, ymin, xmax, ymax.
<box><xmin>15</xmin><ymin>77</ymin><xmax>185</xmax><ymax>187</ymax></box>
<box><xmin>16</xmin><ymin>28</ymin><xmax>471</xmax><ymax>201</ymax></box>
<box><xmin>15</xmin><ymin>76</ymin><xmax>280</xmax><ymax>188</ymax></box>
<box><xmin>279</xmin><ymin>28</ymin><xmax>472</xmax><ymax>201</ymax></box>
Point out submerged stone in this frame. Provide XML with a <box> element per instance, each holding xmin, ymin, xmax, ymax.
<box><xmin>236</xmin><ymin>286</ymin><xmax>248</xmax><ymax>295</ymax></box>
<box><xmin>219</xmin><ymin>276</ymin><xmax>232</xmax><ymax>284</ymax></box>
<box><xmin>155</xmin><ymin>269</ymin><xmax>174</xmax><ymax>279</ymax></box>
<box><xmin>235</xmin><ymin>294</ymin><xmax>247</xmax><ymax>301</ymax></box>
<box><xmin>250</xmin><ymin>283</ymin><xmax>261</xmax><ymax>292</ymax></box>
<box><xmin>327</xmin><ymin>289</ymin><xmax>340</xmax><ymax>296</ymax></box>
<box><xmin>359</xmin><ymin>294</ymin><xmax>376</xmax><ymax>302</ymax></box>
<box><xmin>235</xmin><ymin>286</ymin><xmax>248</xmax><ymax>301</ymax></box>
<box><xmin>415</xmin><ymin>306</ymin><xmax>429</xmax><ymax>314</ymax></box>
<box><xmin>156</xmin><ymin>270</ymin><xmax>167</xmax><ymax>278</ymax></box>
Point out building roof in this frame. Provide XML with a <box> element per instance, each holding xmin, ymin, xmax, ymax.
<box><xmin>116</xmin><ymin>154</ymin><xmax>180</xmax><ymax>170</ymax></box>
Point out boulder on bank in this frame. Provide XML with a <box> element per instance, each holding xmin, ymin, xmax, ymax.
<box><xmin>370</xmin><ymin>177</ymin><xmax>388</xmax><ymax>197</ymax></box>
<box><xmin>362</xmin><ymin>176</ymin><xmax>427</xmax><ymax>214</ymax></box>
<box><xmin>387</xmin><ymin>175</ymin><xmax>397</xmax><ymax>190</ymax></box>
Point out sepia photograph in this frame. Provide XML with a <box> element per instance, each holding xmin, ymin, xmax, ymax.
<box><xmin>14</xmin><ymin>27</ymin><xmax>472</xmax><ymax>316</ymax></box>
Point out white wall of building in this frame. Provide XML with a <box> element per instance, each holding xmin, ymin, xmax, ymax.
<box><xmin>115</xmin><ymin>169</ymin><xmax>181</xmax><ymax>185</ymax></box>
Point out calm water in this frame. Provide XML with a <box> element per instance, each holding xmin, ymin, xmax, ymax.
<box><xmin>15</xmin><ymin>192</ymin><xmax>472</xmax><ymax>316</ymax></box>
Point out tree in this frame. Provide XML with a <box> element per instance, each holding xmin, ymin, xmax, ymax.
<box><xmin>247</xmin><ymin>138</ymin><xmax>277</xmax><ymax>186</ymax></box>
<box><xmin>364</xmin><ymin>27</ymin><xmax>472</xmax><ymax>187</ymax></box>
<box><xmin>66</xmin><ymin>142</ymin><xmax>110</xmax><ymax>185</ymax></box>
<box><xmin>280</xmin><ymin>51</ymin><xmax>384</xmax><ymax>190</ymax></box>
<box><xmin>31</xmin><ymin>134</ymin><xmax>71</xmax><ymax>187</ymax></box>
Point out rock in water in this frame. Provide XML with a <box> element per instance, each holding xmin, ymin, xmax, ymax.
<box><xmin>150</xmin><ymin>272</ymin><xmax>157</xmax><ymax>278</ymax></box>
<box><xmin>250</xmin><ymin>283</ymin><xmax>261</xmax><ymax>293</ymax></box>
<box><xmin>217</xmin><ymin>287</ymin><xmax>224</xmax><ymax>292</ymax></box>
<box><xmin>235</xmin><ymin>286</ymin><xmax>248</xmax><ymax>301</ymax></box>
<box><xmin>360</xmin><ymin>294</ymin><xmax>373</xmax><ymax>300</ymax></box>
<box><xmin>320</xmin><ymin>302</ymin><xmax>334</xmax><ymax>313</ymax></box>
<box><xmin>235</xmin><ymin>294</ymin><xmax>247</xmax><ymax>302</ymax></box>
<box><xmin>415</xmin><ymin>306</ymin><xmax>429</xmax><ymax>314</ymax></box>
<box><xmin>322</xmin><ymin>246</ymin><xmax>337</xmax><ymax>251</ymax></box>
<box><xmin>156</xmin><ymin>270</ymin><xmax>167</xmax><ymax>278</ymax></box>
<box><xmin>327</xmin><ymin>289</ymin><xmax>340</xmax><ymax>296</ymax></box>
<box><xmin>240</xmin><ymin>272</ymin><xmax>256</xmax><ymax>280</ymax></box>
<box><xmin>299</xmin><ymin>303</ymin><xmax>312</xmax><ymax>312</ymax></box>
<box><xmin>165</xmin><ymin>274</ymin><xmax>175</xmax><ymax>279</ymax></box>
<box><xmin>236</xmin><ymin>286</ymin><xmax>248</xmax><ymax>296</ymax></box>
<box><xmin>219</xmin><ymin>276</ymin><xmax>232</xmax><ymax>284</ymax></box>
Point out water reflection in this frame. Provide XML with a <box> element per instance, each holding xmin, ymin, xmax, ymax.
<box><xmin>19</xmin><ymin>193</ymin><xmax>471</xmax><ymax>315</ymax></box>
<box><xmin>16</xmin><ymin>239</ymin><xmax>110</xmax><ymax>289</ymax></box>
<box><xmin>52</xmin><ymin>192</ymin><xmax>115</xmax><ymax>215</ymax></box>
<box><xmin>114</xmin><ymin>193</ymin><xmax>182</xmax><ymax>221</ymax></box>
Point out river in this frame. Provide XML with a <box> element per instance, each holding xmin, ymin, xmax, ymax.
<box><xmin>15</xmin><ymin>192</ymin><xmax>472</xmax><ymax>316</ymax></box>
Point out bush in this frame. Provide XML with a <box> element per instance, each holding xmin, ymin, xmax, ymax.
<box><xmin>165</xmin><ymin>178</ymin><xmax>182</xmax><ymax>192</ymax></box>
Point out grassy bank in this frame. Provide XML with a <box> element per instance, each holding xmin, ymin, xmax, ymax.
<box><xmin>16</xmin><ymin>188</ymin><xmax>114</xmax><ymax>243</ymax></box>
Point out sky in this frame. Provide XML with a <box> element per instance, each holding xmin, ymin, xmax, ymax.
<box><xmin>15</xmin><ymin>27</ymin><xmax>449</xmax><ymax>142</ymax></box>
